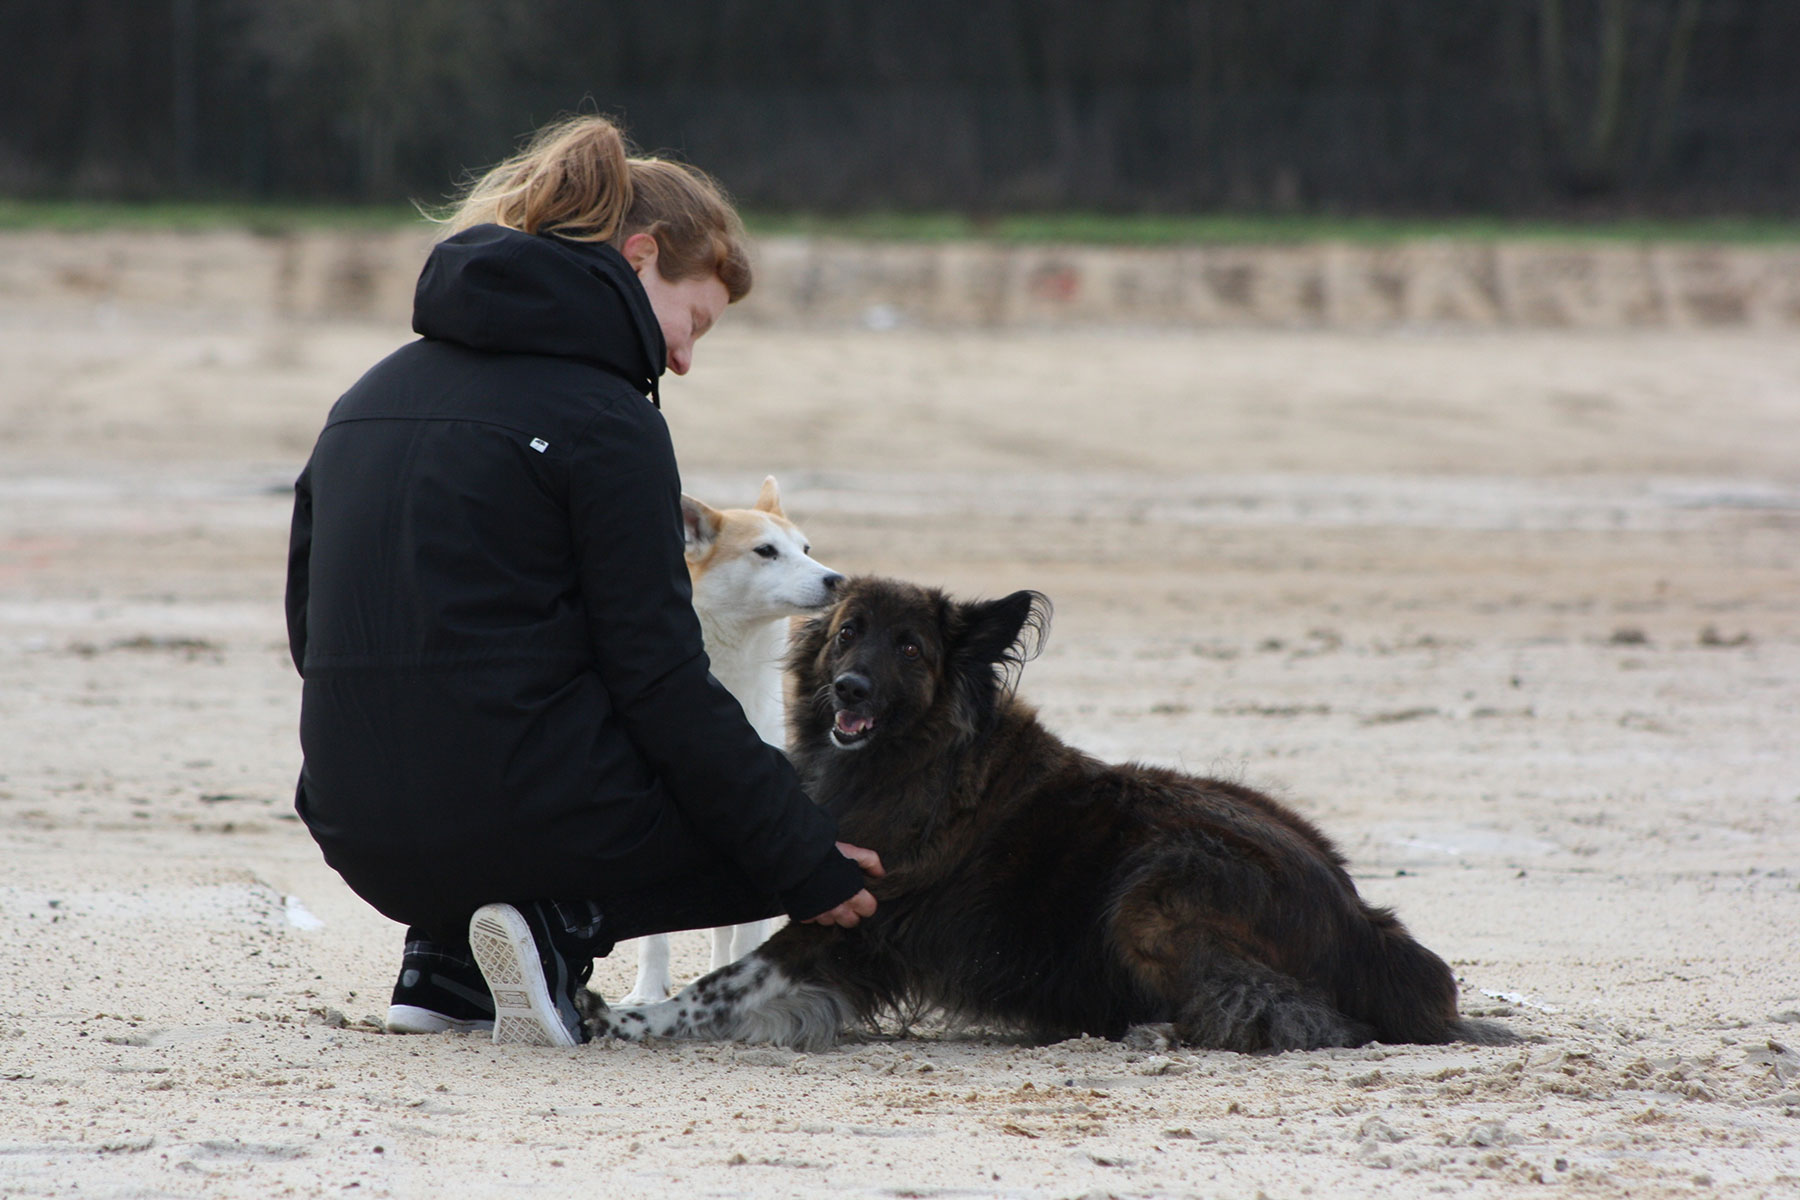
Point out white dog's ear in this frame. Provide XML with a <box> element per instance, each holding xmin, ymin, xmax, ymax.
<box><xmin>681</xmin><ymin>495</ymin><xmax>723</xmax><ymax>557</ymax></box>
<box><xmin>753</xmin><ymin>475</ymin><xmax>785</xmax><ymax>518</ymax></box>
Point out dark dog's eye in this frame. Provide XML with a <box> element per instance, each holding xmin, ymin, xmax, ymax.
<box><xmin>754</xmin><ymin>544</ymin><xmax>778</xmax><ymax>560</ymax></box>
<box><xmin>898</xmin><ymin>641</ymin><xmax>921</xmax><ymax>660</ymax></box>
<box><xmin>835</xmin><ymin>623</ymin><xmax>857</xmax><ymax>644</ymax></box>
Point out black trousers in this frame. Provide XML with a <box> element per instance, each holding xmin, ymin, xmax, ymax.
<box><xmin>326</xmin><ymin>835</ymin><xmax>785</xmax><ymax>959</ymax></box>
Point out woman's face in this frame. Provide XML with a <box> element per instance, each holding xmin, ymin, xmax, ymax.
<box><xmin>624</xmin><ymin>234</ymin><xmax>729</xmax><ymax>376</ymax></box>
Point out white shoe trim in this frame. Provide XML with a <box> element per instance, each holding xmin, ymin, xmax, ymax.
<box><xmin>384</xmin><ymin>1004</ymin><xmax>495</xmax><ymax>1035</ymax></box>
<box><xmin>469</xmin><ymin>903</ymin><xmax>579</xmax><ymax>1048</ymax></box>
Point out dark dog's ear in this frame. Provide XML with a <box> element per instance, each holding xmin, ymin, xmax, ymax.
<box><xmin>680</xmin><ymin>495</ymin><xmax>723</xmax><ymax>559</ymax></box>
<box><xmin>786</xmin><ymin>591</ymin><xmax>847</xmax><ymax>677</ymax></box>
<box><xmin>788</xmin><ymin>607</ymin><xmax>833</xmax><ymax>662</ymax></box>
<box><xmin>955</xmin><ymin>590</ymin><xmax>1051</xmax><ymax>690</ymax></box>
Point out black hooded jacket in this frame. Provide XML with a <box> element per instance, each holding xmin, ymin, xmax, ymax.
<box><xmin>285</xmin><ymin>224</ymin><xmax>863</xmax><ymax>922</ymax></box>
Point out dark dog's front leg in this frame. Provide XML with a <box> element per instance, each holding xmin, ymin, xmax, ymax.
<box><xmin>587</xmin><ymin>938</ymin><xmax>854</xmax><ymax>1053</ymax></box>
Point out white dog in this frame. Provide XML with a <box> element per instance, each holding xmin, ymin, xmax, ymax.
<box><xmin>617</xmin><ymin>476</ymin><xmax>843</xmax><ymax>1005</ymax></box>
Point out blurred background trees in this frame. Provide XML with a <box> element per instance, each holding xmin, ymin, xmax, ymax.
<box><xmin>1</xmin><ymin>0</ymin><xmax>1794</xmax><ymax>215</ymax></box>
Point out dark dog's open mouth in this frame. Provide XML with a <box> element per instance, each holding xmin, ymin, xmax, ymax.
<box><xmin>830</xmin><ymin>709</ymin><xmax>877</xmax><ymax>749</ymax></box>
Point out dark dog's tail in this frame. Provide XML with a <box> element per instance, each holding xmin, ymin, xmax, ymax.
<box><xmin>1338</xmin><ymin>906</ymin><xmax>1462</xmax><ymax>1045</ymax></box>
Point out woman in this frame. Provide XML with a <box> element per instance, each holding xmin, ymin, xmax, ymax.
<box><xmin>285</xmin><ymin>115</ymin><xmax>879</xmax><ymax>1047</ymax></box>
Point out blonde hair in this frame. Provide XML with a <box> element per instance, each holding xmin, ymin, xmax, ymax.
<box><xmin>438</xmin><ymin>115</ymin><xmax>752</xmax><ymax>302</ymax></box>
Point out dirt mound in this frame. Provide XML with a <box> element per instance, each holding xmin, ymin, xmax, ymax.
<box><xmin>5</xmin><ymin>229</ymin><xmax>1798</xmax><ymax>330</ymax></box>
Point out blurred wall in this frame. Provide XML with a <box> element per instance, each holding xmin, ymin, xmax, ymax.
<box><xmin>6</xmin><ymin>229</ymin><xmax>1796</xmax><ymax>331</ymax></box>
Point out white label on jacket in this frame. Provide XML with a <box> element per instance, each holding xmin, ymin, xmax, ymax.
<box><xmin>529</xmin><ymin>437</ymin><xmax>549</xmax><ymax>453</ymax></box>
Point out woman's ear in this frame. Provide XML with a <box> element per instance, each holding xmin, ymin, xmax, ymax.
<box><xmin>622</xmin><ymin>231</ymin><xmax>660</xmax><ymax>275</ymax></box>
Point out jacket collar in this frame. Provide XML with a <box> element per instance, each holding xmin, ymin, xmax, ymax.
<box><xmin>412</xmin><ymin>224</ymin><xmax>667</xmax><ymax>407</ymax></box>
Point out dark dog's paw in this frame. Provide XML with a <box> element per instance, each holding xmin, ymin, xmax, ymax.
<box><xmin>1449</xmin><ymin>1016</ymin><xmax>1521</xmax><ymax>1046</ymax></box>
<box><xmin>1123</xmin><ymin>1023</ymin><xmax>1179</xmax><ymax>1052</ymax></box>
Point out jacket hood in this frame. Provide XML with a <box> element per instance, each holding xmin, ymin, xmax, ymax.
<box><xmin>412</xmin><ymin>224</ymin><xmax>667</xmax><ymax>406</ymax></box>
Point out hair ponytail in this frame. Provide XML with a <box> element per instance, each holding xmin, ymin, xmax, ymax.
<box><xmin>441</xmin><ymin>115</ymin><xmax>632</xmax><ymax>242</ymax></box>
<box><xmin>437</xmin><ymin>114</ymin><xmax>752</xmax><ymax>301</ymax></box>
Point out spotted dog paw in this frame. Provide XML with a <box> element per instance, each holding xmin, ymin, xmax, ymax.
<box><xmin>588</xmin><ymin>1003</ymin><xmax>655</xmax><ymax>1042</ymax></box>
<box><xmin>584</xmin><ymin>953</ymin><xmax>852</xmax><ymax>1051</ymax></box>
<box><xmin>570</xmin><ymin>985</ymin><xmax>657</xmax><ymax>1042</ymax></box>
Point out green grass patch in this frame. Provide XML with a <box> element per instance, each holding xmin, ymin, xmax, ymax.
<box><xmin>747</xmin><ymin>210</ymin><xmax>1800</xmax><ymax>246</ymax></box>
<box><xmin>3</xmin><ymin>198</ymin><xmax>1796</xmax><ymax>245</ymax></box>
<box><xmin>0</xmin><ymin>199</ymin><xmax>430</xmax><ymax>235</ymax></box>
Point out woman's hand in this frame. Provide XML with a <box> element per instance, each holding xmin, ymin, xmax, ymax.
<box><xmin>835</xmin><ymin>841</ymin><xmax>885</xmax><ymax>878</ymax></box>
<box><xmin>803</xmin><ymin>888</ymin><xmax>876</xmax><ymax>927</ymax></box>
<box><xmin>801</xmin><ymin>842</ymin><xmax>885</xmax><ymax>927</ymax></box>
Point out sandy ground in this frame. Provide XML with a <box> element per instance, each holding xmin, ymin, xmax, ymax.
<box><xmin>2</xmin><ymin>265</ymin><xmax>1799</xmax><ymax>1199</ymax></box>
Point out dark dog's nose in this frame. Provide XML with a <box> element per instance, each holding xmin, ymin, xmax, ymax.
<box><xmin>833</xmin><ymin>672</ymin><xmax>871</xmax><ymax>706</ymax></box>
<box><xmin>822</xmin><ymin>573</ymin><xmax>846</xmax><ymax>593</ymax></box>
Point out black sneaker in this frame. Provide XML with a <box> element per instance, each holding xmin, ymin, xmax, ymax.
<box><xmin>385</xmin><ymin>932</ymin><xmax>496</xmax><ymax>1035</ymax></box>
<box><xmin>468</xmin><ymin>902</ymin><xmax>594</xmax><ymax>1047</ymax></box>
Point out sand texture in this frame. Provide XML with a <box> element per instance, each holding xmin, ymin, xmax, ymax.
<box><xmin>2</xmin><ymin>240</ymin><xmax>1799</xmax><ymax>1197</ymax></box>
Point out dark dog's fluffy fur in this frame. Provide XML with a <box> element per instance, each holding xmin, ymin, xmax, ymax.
<box><xmin>590</xmin><ymin>577</ymin><xmax>1469</xmax><ymax>1052</ymax></box>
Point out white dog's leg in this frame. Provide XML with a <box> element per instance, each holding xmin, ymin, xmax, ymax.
<box><xmin>708</xmin><ymin>926</ymin><xmax>737</xmax><ymax>973</ymax></box>
<box><xmin>730</xmin><ymin>918</ymin><xmax>779</xmax><ymax>964</ymax></box>
<box><xmin>708</xmin><ymin>918</ymin><xmax>781</xmax><ymax>971</ymax></box>
<box><xmin>617</xmin><ymin>934</ymin><xmax>673</xmax><ymax>1006</ymax></box>
<box><xmin>595</xmin><ymin>953</ymin><xmax>850</xmax><ymax>1052</ymax></box>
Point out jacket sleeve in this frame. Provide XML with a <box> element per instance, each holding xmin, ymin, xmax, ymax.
<box><xmin>285</xmin><ymin>459</ymin><xmax>313</xmax><ymax>676</ymax></box>
<box><xmin>565</xmin><ymin>403</ymin><xmax>865</xmax><ymax>920</ymax></box>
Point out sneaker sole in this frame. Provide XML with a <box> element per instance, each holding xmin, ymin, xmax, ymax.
<box><xmin>469</xmin><ymin>904</ymin><xmax>580</xmax><ymax>1048</ymax></box>
<box><xmin>384</xmin><ymin>1004</ymin><xmax>495</xmax><ymax>1036</ymax></box>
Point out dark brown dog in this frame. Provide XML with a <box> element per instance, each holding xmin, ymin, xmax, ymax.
<box><xmin>591</xmin><ymin>577</ymin><xmax>1467</xmax><ymax>1052</ymax></box>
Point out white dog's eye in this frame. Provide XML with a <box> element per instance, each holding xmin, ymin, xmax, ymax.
<box><xmin>754</xmin><ymin>544</ymin><xmax>778</xmax><ymax>560</ymax></box>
